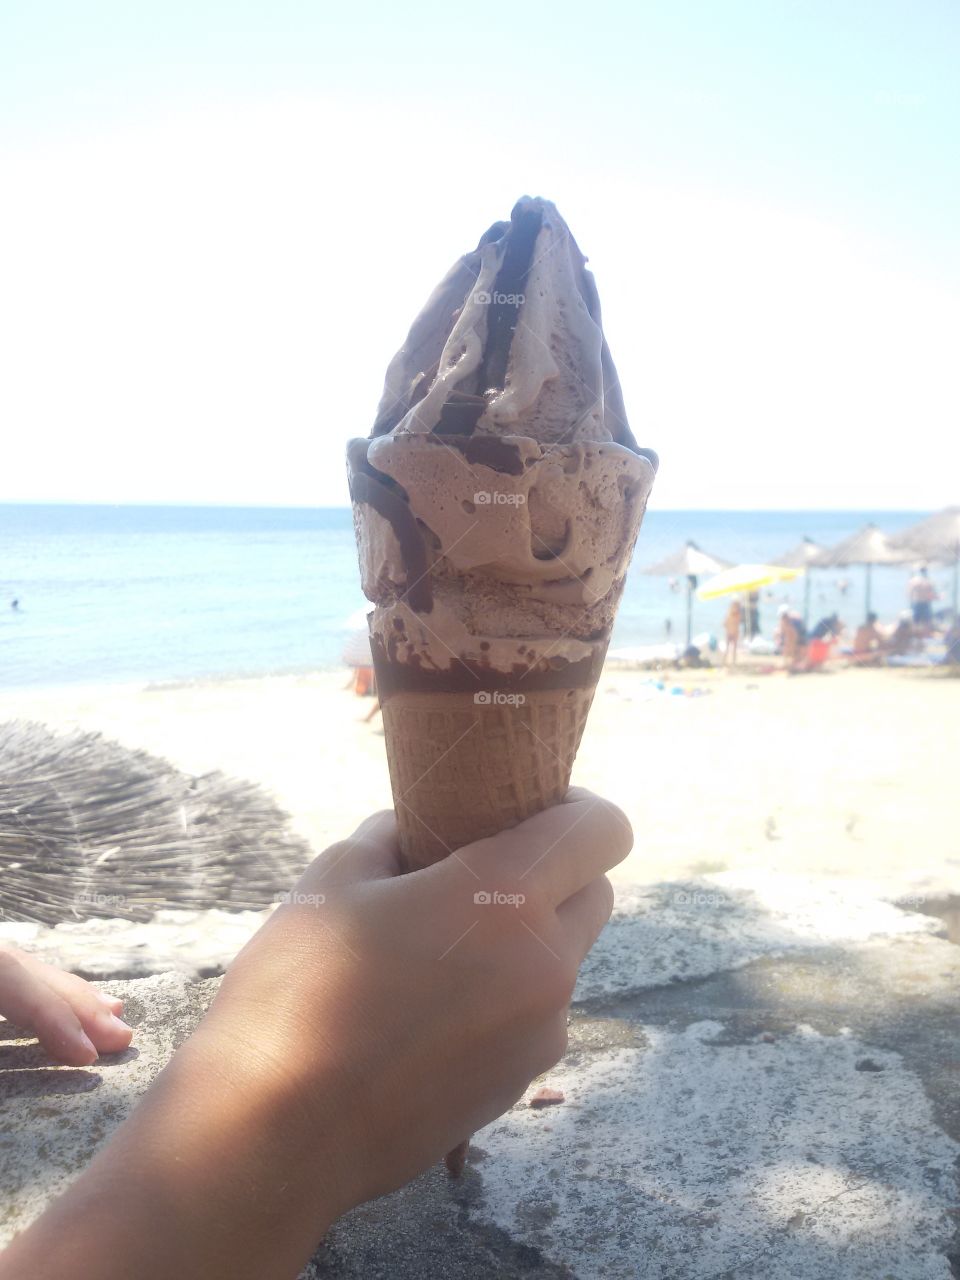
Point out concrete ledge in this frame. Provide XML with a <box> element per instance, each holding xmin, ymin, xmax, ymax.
<box><xmin>2</xmin><ymin>880</ymin><xmax>959</xmax><ymax>1279</ymax></box>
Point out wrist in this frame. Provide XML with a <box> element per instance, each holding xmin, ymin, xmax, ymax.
<box><xmin>180</xmin><ymin>1017</ymin><xmax>363</xmax><ymax>1228</ymax></box>
<box><xmin>3</xmin><ymin>1020</ymin><xmax>360</xmax><ymax>1280</ymax></box>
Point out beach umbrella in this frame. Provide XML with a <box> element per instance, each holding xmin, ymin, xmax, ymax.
<box><xmin>643</xmin><ymin>541</ymin><xmax>732</xmax><ymax>646</ymax></box>
<box><xmin>811</xmin><ymin>523</ymin><xmax>913</xmax><ymax>618</ymax></box>
<box><xmin>0</xmin><ymin>721</ymin><xmax>312</xmax><ymax>926</ymax></box>
<box><xmin>774</xmin><ymin>537</ymin><xmax>825</xmax><ymax>626</ymax></box>
<box><xmin>888</xmin><ymin>507</ymin><xmax>960</xmax><ymax>613</ymax></box>
<box><xmin>697</xmin><ymin>563</ymin><xmax>801</xmax><ymax>600</ymax></box>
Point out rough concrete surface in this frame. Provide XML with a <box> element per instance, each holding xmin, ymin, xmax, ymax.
<box><xmin>0</xmin><ymin>909</ymin><xmax>269</xmax><ymax>980</ymax></box>
<box><xmin>2</xmin><ymin>881</ymin><xmax>959</xmax><ymax>1279</ymax></box>
<box><xmin>0</xmin><ymin>872</ymin><xmax>938</xmax><ymax>989</ymax></box>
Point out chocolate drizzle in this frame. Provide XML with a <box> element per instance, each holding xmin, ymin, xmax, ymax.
<box><xmin>424</xmin><ymin>433</ymin><xmax>524</xmax><ymax>475</ymax></box>
<box><xmin>347</xmin><ymin>438</ymin><xmax>433</xmax><ymax>613</ymax></box>
<box><xmin>434</xmin><ymin>390</ymin><xmax>486</xmax><ymax>436</ymax></box>
<box><xmin>476</xmin><ymin>199</ymin><xmax>544</xmax><ymax>399</ymax></box>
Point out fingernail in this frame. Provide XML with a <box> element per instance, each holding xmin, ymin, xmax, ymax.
<box><xmin>96</xmin><ymin>992</ymin><xmax>120</xmax><ymax>1007</ymax></box>
<box><xmin>97</xmin><ymin>1011</ymin><xmax>132</xmax><ymax>1034</ymax></box>
<box><xmin>75</xmin><ymin>1031</ymin><xmax>99</xmax><ymax>1061</ymax></box>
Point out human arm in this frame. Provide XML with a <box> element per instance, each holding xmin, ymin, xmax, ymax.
<box><xmin>0</xmin><ymin>790</ymin><xmax>631</xmax><ymax>1280</ymax></box>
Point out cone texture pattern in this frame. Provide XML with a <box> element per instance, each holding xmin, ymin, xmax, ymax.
<box><xmin>381</xmin><ymin>685</ymin><xmax>598</xmax><ymax>871</ymax></box>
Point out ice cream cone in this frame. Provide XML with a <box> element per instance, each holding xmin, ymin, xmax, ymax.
<box><xmin>375</xmin><ymin>669</ymin><xmax>601</xmax><ymax>872</ymax></box>
<box><xmin>346</xmin><ymin>196</ymin><xmax>658</xmax><ymax>1180</ymax></box>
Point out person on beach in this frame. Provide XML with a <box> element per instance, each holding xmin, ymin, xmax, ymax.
<box><xmin>888</xmin><ymin>611</ymin><xmax>915</xmax><ymax>657</ymax></box>
<box><xmin>787</xmin><ymin>614</ymin><xmax>835</xmax><ymax>673</ymax></box>
<box><xmin>908</xmin><ymin>566</ymin><xmax>938</xmax><ymax>632</ymax></box>
<box><xmin>723</xmin><ymin>599</ymin><xmax>742</xmax><ymax>665</ymax></box>
<box><xmin>746</xmin><ymin>591</ymin><xmax>760</xmax><ymax>638</ymax></box>
<box><xmin>806</xmin><ymin>614</ymin><xmax>842</xmax><ymax>665</ymax></box>
<box><xmin>0</xmin><ymin>792</ymin><xmax>627</xmax><ymax>1280</ymax></box>
<box><xmin>852</xmin><ymin>612</ymin><xmax>884</xmax><ymax>666</ymax></box>
<box><xmin>775</xmin><ymin>604</ymin><xmax>806</xmax><ymax>668</ymax></box>
<box><xmin>944</xmin><ymin>614</ymin><xmax>960</xmax><ymax>665</ymax></box>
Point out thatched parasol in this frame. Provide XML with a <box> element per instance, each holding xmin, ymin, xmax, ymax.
<box><xmin>811</xmin><ymin>524</ymin><xmax>913</xmax><ymax>618</ymax></box>
<box><xmin>774</xmin><ymin>537</ymin><xmax>825</xmax><ymax>625</ymax></box>
<box><xmin>643</xmin><ymin>541</ymin><xmax>732</xmax><ymax>645</ymax></box>
<box><xmin>888</xmin><ymin>507</ymin><xmax>960</xmax><ymax>613</ymax></box>
<box><xmin>0</xmin><ymin>721</ymin><xmax>312</xmax><ymax>927</ymax></box>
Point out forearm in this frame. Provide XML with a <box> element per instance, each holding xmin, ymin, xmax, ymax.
<box><xmin>0</xmin><ymin>1025</ymin><xmax>350</xmax><ymax>1280</ymax></box>
<box><xmin>1</xmin><ymin>798</ymin><xmax>629</xmax><ymax>1278</ymax></box>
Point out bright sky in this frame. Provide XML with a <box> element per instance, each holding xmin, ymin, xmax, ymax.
<box><xmin>1</xmin><ymin>1</ymin><xmax>958</xmax><ymax>509</ymax></box>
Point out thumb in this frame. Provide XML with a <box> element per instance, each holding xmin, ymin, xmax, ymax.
<box><xmin>294</xmin><ymin>811</ymin><xmax>403</xmax><ymax>893</ymax></box>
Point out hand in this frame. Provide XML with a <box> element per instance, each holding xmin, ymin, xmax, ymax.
<box><xmin>202</xmin><ymin>786</ymin><xmax>633</xmax><ymax>1209</ymax></box>
<box><xmin>0</xmin><ymin>789</ymin><xmax>631</xmax><ymax>1280</ymax></box>
<box><xmin>0</xmin><ymin>941</ymin><xmax>132</xmax><ymax>1064</ymax></box>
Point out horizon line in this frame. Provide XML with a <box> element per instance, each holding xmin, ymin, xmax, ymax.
<box><xmin>0</xmin><ymin>500</ymin><xmax>943</xmax><ymax>515</ymax></box>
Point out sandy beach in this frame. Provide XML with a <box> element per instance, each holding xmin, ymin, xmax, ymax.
<box><xmin>2</xmin><ymin>661</ymin><xmax>956</xmax><ymax>906</ymax></box>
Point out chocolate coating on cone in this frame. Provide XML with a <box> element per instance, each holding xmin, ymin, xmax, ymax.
<box><xmin>370</xmin><ymin>632</ymin><xmax>607</xmax><ymax>703</ymax></box>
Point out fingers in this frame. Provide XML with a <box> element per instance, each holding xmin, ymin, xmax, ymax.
<box><xmin>0</xmin><ymin>949</ymin><xmax>133</xmax><ymax>1062</ymax></box>
<box><xmin>0</xmin><ymin>950</ymin><xmax>98</xmax><ymax>1066</ymax></box>
<box><xmin>555</xmin><ymin>875</ymin><xmax>615</xmax><ymax>966</ymax></box>
<box><xmin>9</xmin><ymin>946</ymin><xmax>124</xmax><ymax>1017</ymax></box>
<box><xmin>23</xmin><ymin>960</ymin><xmax>132</xmax><ymax>1056</ymax></box>
<box><xmin>294</xmin><ymin>811</ymin><xmax>403</xmax><ymax>894</ymax></box>
<box><xmin>471</xmin><ymin>791</ymin><xmax>633</xmax><ymax>909</ymax></box>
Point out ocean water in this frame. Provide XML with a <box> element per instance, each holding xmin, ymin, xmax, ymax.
<box><xmin>0</xmin><ymin>504</ymin><xmax>939</xmax><ymax>691</ymax></box>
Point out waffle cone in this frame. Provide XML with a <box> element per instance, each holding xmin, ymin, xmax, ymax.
<box><xmin>379</xmin><ymin>682</ymin><xmax>598</xmax><ymax>872</ymax></box>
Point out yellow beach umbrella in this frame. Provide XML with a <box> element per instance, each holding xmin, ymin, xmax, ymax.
<box><xmin>697</xmin><ymin>563</ymin><xmax>802</xmax><ymax>600</ymax></box>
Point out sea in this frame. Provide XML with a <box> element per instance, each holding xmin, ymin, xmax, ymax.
<box><xmin>0</xmin><ymin>504</ymin><xmax>938</xmax><ymax>691</ymax></box>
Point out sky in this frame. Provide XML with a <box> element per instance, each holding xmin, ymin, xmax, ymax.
<box><xmin>1</xmin><ymin>0</ymin><xmax>958</xmax><ymax>510</ymax></box>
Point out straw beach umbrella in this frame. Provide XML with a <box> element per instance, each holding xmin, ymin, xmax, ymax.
<box><xmin>643</xmin><ymin>541</ymin><xmax>732</xmax><ymax>645</ymax></box>
<box><xmin>774</xmin><ymin>537</ymin><xmax>825</xmax><ymax>627</ymax></box>
<box><xmin>0</xmin><ymin>721</ymin><xmax>312</xmax><ymax>927</ymax></box>
<box><xmin>888</xmin><ymin>507</ymin><xmax>960</xmax><ymax>613</ymax></box>
<box><xmin>812</xmin><ymin>524</ymin><xmax>913</xmax><ymax>618</ymax></box>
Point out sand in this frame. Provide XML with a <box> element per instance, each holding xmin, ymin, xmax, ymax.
<box><xmin>1</xmin><ymin>662</ymin><xmax>956</xmax><ymax>904</ymax></box>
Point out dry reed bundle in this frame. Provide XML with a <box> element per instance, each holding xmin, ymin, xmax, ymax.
<box><xmin>0</xmin><ymin>720</ymin><xmax>311</xmax><ymax>926</ymax></box>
